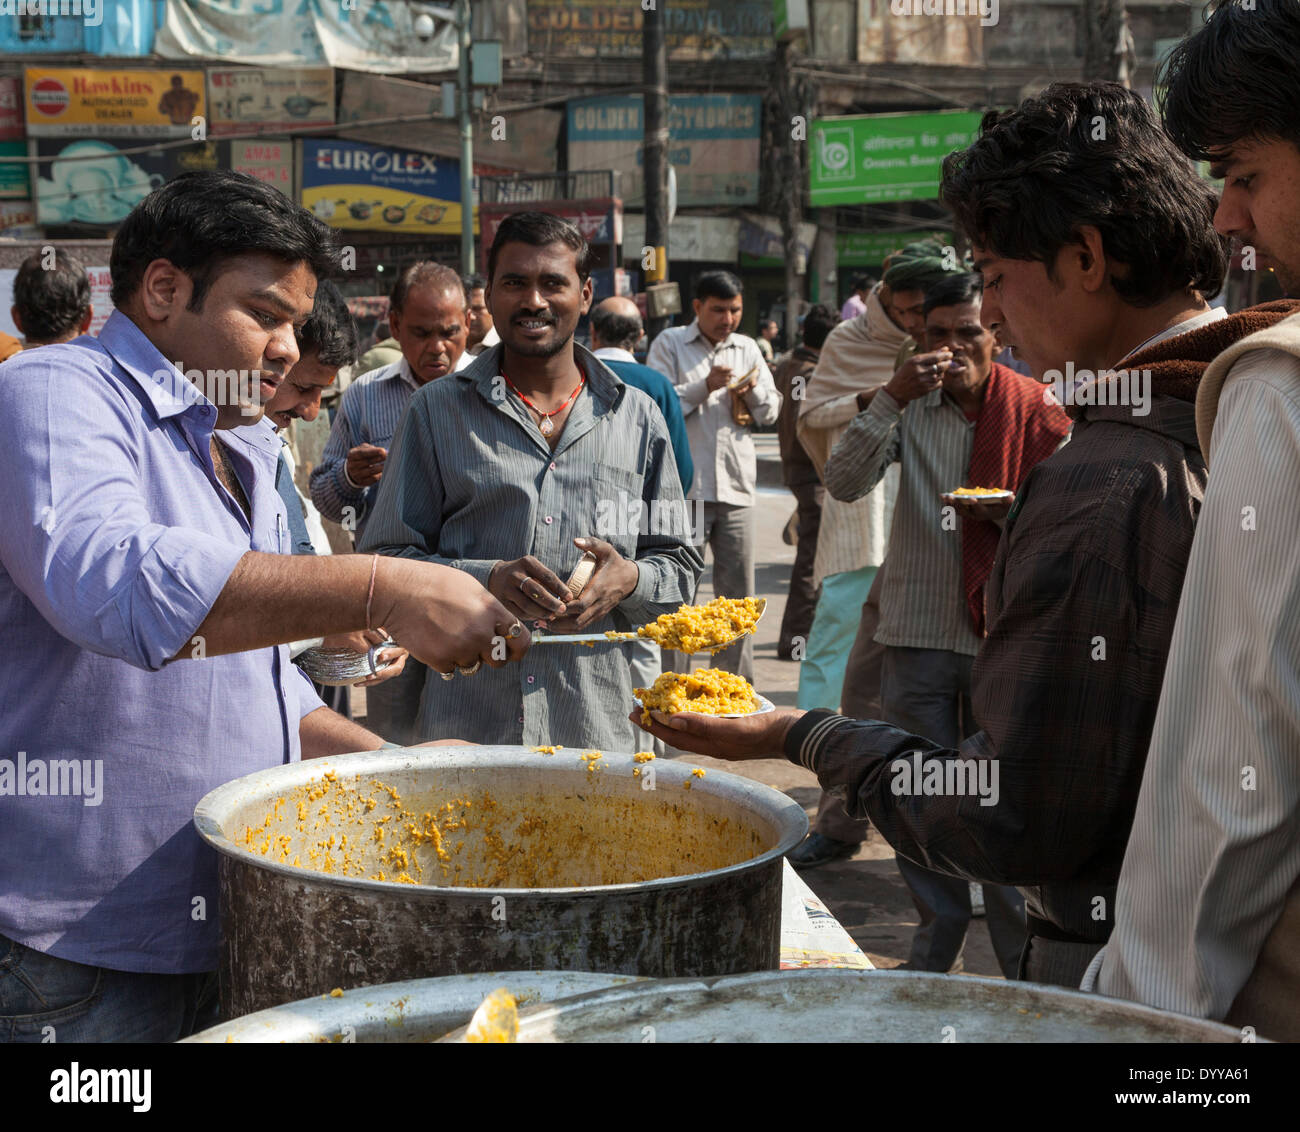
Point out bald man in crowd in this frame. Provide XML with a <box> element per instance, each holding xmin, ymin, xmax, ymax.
<box><xmin>310</xmin><ymin>261</ymin><xmax>471</xmax><ymax>744</ymax></box>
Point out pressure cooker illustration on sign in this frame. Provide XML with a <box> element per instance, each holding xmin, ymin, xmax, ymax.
<box><xmin>38</xmin><ymin>141</ymin><xmax>165</xmax><ymax>225</ymax></box>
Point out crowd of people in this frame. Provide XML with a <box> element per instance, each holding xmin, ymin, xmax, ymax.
<box><xmin>0</xmin><ymin>0</ymin><xmax>1295</xmax><ymax>1044</ymax></box>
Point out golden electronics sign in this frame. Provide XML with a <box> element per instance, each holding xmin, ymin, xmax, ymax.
<box><xmin>24</xmin><ymin>67</ymin><xmax>206</xmax><ymax>139</ymax></box>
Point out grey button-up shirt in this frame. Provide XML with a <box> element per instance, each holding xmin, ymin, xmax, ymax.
<box><xmin>647</xmin><ymin>320</ymin><xmax>781</xmax><ymax>506</ymax></box>
<box><xmin>824</xmin><ymin>386</ymin><xmax>984</xmax><ymax>657</ymax></box>
<box><xmin>359</xmin><ymin>342</ymin><xmax>703</xmax><ymax>750</ymax></box>
<box><xmin>309</xmin><ymin>357</ymin><xmax>420</xmax><ymax>539</ymax></box>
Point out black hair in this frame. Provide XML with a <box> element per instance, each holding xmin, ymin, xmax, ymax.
<box><xmin>110</xmin><ymin>170</ymin><xmax>338</xmax><ymax>309</ymax></box>
<box><xmin>1158</xmin><ymin>0</ymin><xmax>1300</xmax><ymax>160</ymax></box>
<box><xmin>923</xmin><ymin>272</ymin><xmax>984</xmax><ymax>316</ymax></box>
<box><xmin>801</xmin><ymin>304</ymin><xmax>838</xmax><ymax>350</ymax></box>
<box><xmin>486</xmin><ymin>211</ymin><xmax>593</xmax><ymax>284</ymax></box>
<box><xmin>850</xmin><ymin>272</ymin><xmax>873</xmax><ymax>291</ymax></box>
<box><xmin>296</xmin><ymin>280</ymin><xmax>358</xmax><ymax>369</ymax></box>
<box><xmin>12</xmin><ymin>249</ymin><xmax>91</xmax><ymax>342</ymax></box>
<box><xmin>940</xmin><ymin>81</ymin><xmax>1227</xmax><ymax>306</ymax></box>
<box><xmin>389</xmin><ymin>261</ymin><xmax>467</xmax><ymax>314</ymax></box>
<box><xmin>590</xmin><ymin>304</ymin><xmax>642</xmax><ymax>351</ymax></box>
<box><xmin>695</xmin><ymin>271</ymin><xmax>743</xmax><ymax>302</ymax></box>
<box><xmin>760</xmin><ymin>318</ymin><xmax>778</xmax><ymax>331</ymax></box>
<box><xmin>463</xmin><ymin>273</ymin><xmax>487</xmax><ymax>292</ymax></box>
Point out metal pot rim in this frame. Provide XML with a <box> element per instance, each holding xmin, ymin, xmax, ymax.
<box><xmin>194</xmin><ymin>745</ymin><xmax>809</xmax><ymax>898</ymax></box>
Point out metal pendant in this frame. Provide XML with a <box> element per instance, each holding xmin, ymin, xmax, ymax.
<box><xmin>539</xmin><ymin>416</ymin><xmax>555</xmax><ymax>436</ymax></box>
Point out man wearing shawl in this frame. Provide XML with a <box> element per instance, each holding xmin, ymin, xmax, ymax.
<box><xmin>788</xmin><ymin>242</ymin><xmax>964</xmax><ymax>868</ymax></box>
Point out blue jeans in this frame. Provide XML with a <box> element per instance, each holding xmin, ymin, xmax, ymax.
<box><xmin>880</xmin><ymin>646</ymin><xmax>1027</xmax><ymax>978</ymax></box>
<box><xmin>0</xmin><ymin>933</ymin><xmax>218</xmax><ymax>1043</ymax></box>
<box><xmin>797</xmin><ymin>566</ymin><xmax>877</xmax><ymax>711</ymax></box>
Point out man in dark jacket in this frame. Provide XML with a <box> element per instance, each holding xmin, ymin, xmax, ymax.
<box><xmin>772</xmin><ymin>303</ymin><xmax>837</xmax><ymax>658</ymax></box>
<box><xmin>631</xmin><ymin>82</ymin><xmax>1286</xmax><ymax>988</ymax></box>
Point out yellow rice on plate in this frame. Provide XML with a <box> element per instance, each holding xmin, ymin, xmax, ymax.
<box><xmin>634</xmin><ymin>667</ymin><xmax>760</xmax><ymax>724</ymax></box>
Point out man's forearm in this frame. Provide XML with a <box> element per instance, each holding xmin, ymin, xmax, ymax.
<box><xmin>299</xmin><ymin>705</ymin><xmax>385</xmax><ymax>759</ymax></box>
<box><xmin>176</xmin><ymin>551</ymin><xmax>375</xmax><ymax>660</ymax></box>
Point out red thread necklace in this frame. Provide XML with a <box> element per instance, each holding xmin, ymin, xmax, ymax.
<box><xmin>500</xmin><ymin>371</ymin><xmax>585</xmax><ymax>437</ymax></box>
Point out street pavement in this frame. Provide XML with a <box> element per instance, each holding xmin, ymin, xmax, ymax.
<box><xmin>357</xmin><ymin>431</ymin><xmax>1008</xmax><ymax>977</ymax></box>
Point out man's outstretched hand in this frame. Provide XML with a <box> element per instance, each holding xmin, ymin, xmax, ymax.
<box><xmin>629</xmin><ymin>707</ymin><xmax>803</xmax><ymax>762</ymax></box>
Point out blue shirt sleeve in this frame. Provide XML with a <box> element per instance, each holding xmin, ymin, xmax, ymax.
<box><xmin>0</xmin><ymin>352</ymin><xmax>247</xmax><ymax>671</ymax></box>
<box><xmin>276</xmin><ymin>451</ymin><xmax>318</xmax><ymax>557</ymax></box>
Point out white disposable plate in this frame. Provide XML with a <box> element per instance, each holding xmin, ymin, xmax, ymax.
<box><xmin>633</xmin><ymin>693</ymin><xmax>776</xmax><ymax>719</ymax></box>
<box><xmin>943</xmin><ymin>489</ymin><xmax>1013</xmax><ymax>501</ymax></box>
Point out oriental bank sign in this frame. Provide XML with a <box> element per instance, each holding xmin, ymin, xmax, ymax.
<box><xmin>809</xmin><ymin>110</ymin><xmax>984</xmax><ymax>207</ymax></box>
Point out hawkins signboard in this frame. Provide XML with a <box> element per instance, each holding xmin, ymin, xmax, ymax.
<box><xmin>24</xmin><ymin>66</ymin><xmax>206</xmax><ymax>139</ymax></box>
<box><xmin>299</xmin><ymin>138</ymin><xmax>463</xmax><ymax>234</ymax></box>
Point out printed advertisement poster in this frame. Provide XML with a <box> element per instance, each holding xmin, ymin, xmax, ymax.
<box><xmin>528</xmin><ymin>0</ymin><xmax>772</xmax><ymax>60</ymax></box>
<box><xmin>35</xmin><ymin>137</ymin><xmax>223</xmax><ymax>226</ymax></box>
<box><xmin>0</xmin><ymin>75</ymin><xmax>24</xmax><ymax>141</ymax></box>
<box><xmin>568</xmin><ymin>93</ymin><xmax>760</xmax><ymax>208</ymax></box>
<box><xmin>207</xmin><ymin>67</ymin><xmax>334</xmax><ymax>135</ymax></box>
<box><xmin>230</xmin><ymin>138</ymin><xmax>293</xmax><ymax>197</ymax></box>
<box><xmin>300</xmin><ymin>138</ymin><xmax>463</xmax><ymax>234</ymax></box>
<box><xmin>25</xmin><ymin>67</ymin><xmax>207</xmax><ymax>139</ymax></box>
<box><xmin>0</xmin><ymin>140</ymin><xmax>28</xmax><ymax>198</ymax></box>
<box><xmin>157</xmin><ymin>0</ymin><xmax>456</xmax><ymax>74</ymax></box>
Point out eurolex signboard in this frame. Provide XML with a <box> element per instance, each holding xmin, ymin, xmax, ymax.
<box><xmin>809</xmin><ymin>110</ymin><xmax>984</xmax><ymax>207</ymax></box>
<box><xmin>299</xmin><ymin>138</ymin><xmax>465</xmax><ymax>235</ymax></box>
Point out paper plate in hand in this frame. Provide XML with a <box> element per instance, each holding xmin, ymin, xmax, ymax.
<box><xmin>942</xmin><ymin>488</ymin><xmax>1013</xmax><ymax>502</ymax></box>
<box><xmin>633</xmin><ymin>693</ymin><xmax>776</xmax><ymax>719</ymax></box>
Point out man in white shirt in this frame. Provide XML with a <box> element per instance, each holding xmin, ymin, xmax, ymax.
<box><xmin>1090</xmin><ymin>0</ymin><xmax>1300</xmax><ymax>1041</ymax></box>
<box><xmin>647</xmin><ymin>271</ymin><xmax>781</xmax><ymax>680</ymax></box>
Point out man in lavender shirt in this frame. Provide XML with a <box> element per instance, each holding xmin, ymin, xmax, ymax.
<box><xmin>0</xmin><ymin>171</ymin><xmax>529</xmax><ymax>1043</ymax></box>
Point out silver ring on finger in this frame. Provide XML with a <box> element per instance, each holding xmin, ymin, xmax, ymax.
<box><xmin>506</xmin><ymin>620</ymin><xmax>524</xmax><ymax>639</ymax></box>
<box><xmin>438</xmin><ymin>668</ymin><xmax>456</xmax><ymax>681</ymax></box>
<box><xmin>457</xmin><ymin>660</ymin><xmax>482</xmax><ymax>677</ymax></box>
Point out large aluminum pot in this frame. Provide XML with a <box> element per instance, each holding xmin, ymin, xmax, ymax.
<box><xmin>182</xmin><ymin>971</ymin><xmax>643</xmax><ymax>1043</ymax></box>
<box><xmin>194</xmin><ymin>746</ymin><xmax>807</xmax><ymax>1019</ymax></box>
<box><xmin>438</xmin><ymin>969</ymin><xmax>1249</xmax><ymax>1043</ymax></box>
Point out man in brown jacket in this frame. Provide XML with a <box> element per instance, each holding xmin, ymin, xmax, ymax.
<box><xmin>632</xmin><ymin>81</ymin><xmax>1296</xmax><ymax>988</ymax></box>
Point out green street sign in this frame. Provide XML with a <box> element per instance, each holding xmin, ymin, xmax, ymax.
<box><xmin>810</xmin><ymin>110</ymin><xmax>984</xmax><ymax>207</ymax></box>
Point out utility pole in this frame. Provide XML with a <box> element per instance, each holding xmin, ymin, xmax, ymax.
<box><xmin>457</xmin><ymin>0</ymin><xmax>475</xmax><ymax>273</ymax></box>
<box><xmin>643</xmin><ymin>0</ymin><xmax>670</xmax><ymax>341</ymax></box>
<box><xmin>1082</xmin><ymin>0</ymin><xmax>1128</xmax><ymax>82</ymax></box>
<box><xmin>774</xmin><ymin>38</ymin><xmax>806</xmax><ymax>352</ymax></box>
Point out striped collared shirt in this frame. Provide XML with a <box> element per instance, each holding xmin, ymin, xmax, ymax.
<box><xmin>646</xmin><ymin>320</ymin><xmax>781</xmax><ymax>506</ymax></box>
<box><xmin>358</xmin><ymin>342</ymin><xmax>702</xmax><ymax>750</ymax></box>
<box><xmin>308</xmin><ymin>357</ymin><xmax>420</xmax><ymax>538</ymax></box>
<box><xmin>823</xmin><ymin>385</ymin><xmax>984</xmax><ymax>656</ymax></box>
<box><xmin>1095</xmin><ymin>343</ymin><xmax>1300</xmax><ymax>1032</ymax></box>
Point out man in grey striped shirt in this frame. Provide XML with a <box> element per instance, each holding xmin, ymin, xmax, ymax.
<box><xmin>360</xmin><ymin>212</ymin><xmax>701</xmax><ymax>750</ymax></box>
<box><xmin>310</xmin><ymin>263</ymin><xmax>472</xmax><ymax>743</ymax></box>
<box><xmin>821</xmin><ymin>273</ymin><xmax>1037</xmax><ymax>977</ymax></box>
